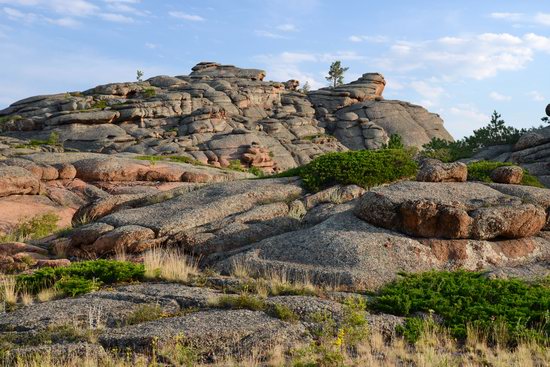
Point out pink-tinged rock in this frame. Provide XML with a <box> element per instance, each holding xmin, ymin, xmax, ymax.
<box><xmin>36</xmin><ymin>258</ymin><xmax>71</xmax><ymax>268</ymax></box>
<box><xmin>490</xmin><ymin>166</ymin><xmax>524</xmax><ymax>185</ymax></box>
<box><xmin>0</xmin><ymin>166</ymin><xmax>41</xmax><ymax>197</ymax></box>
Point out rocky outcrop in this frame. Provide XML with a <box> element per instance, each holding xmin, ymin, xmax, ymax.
<box><xmin>471</xmin><ymin>106</ymin><xmax>550</xmax><ymax>187</ymax></box>
<box><xmin>355</xmin><ymin>181</ymin><xmax>547</xmax><ymax>240</ymax></box>
<box><xmin>416</xmin><ymin>159</ymin><xmax>467</xmax><ymax>182</ymax></box>
<box><xmin>0</xmin><ymin>62</ymin><xmax>453</xmax><ymax>172</ymax></box>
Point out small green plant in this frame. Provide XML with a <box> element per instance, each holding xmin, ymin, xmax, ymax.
<box><xmin>227</xmin><ymin>159</ymin><xmax>246</xmax><ymax>172</ymax></box>
<box><xmin>0</xmin><ymin>213</ymin><xmax>59</xmax><ymax>243</ymax></box>
<box><xmin>268</xmin><ymin>303</ymin><xmax>299</xmax><ymax>322</ymax></box>
<box><xmin>126</xmin><ymin>304</ymin><xmax>165</xmax><ymax>325</ymax></box>
<box><xmin>371</xmin><ymin>270</ymin><xmax>550</xmax><ymax>344</ymax></box>
<box><xmin>467</xmin><ymin>161</ymin><xmax>544</xmax><ymax>188</ymax></box>
<box><xmin>276</xmin><ymin>149</ymin><xmax>418</xmax><ymax>192</ymax></box>
<box><xmin>16</xmin><ymin>260</ymin><xmax>145</xmax><ymax>296</ymax></box>
<box><xmin>91</xmin><ymin>100</ymin><xmax>108</xmax><ymax>109</ymax></box>
<box><xmin>143</xmin><ymin>87</ymin><xmax>156</xmax><ymax>98</ymax></box>
<box><xmin>135</xmin><ymin>155</ymin><xmax>203</xmax><ymax>166</ymax></box>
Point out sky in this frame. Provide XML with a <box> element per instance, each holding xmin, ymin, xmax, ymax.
<box><xmin>0</xmin><ymin>0</ymin><xmax>549</xmax><ymax>138</ymax></box>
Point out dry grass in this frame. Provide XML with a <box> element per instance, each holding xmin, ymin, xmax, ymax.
<box><xmin>19</xmin><ymin>290</ymin><xmax>34</xmax><ymax>306</ymax></box>
<box><xmin>143</xmin><ymin>247</ymin><xmax>198</xmax><ymax>282</ymax></box>
<box><xmin>37</xmin><ymin>287</ymin><xmax>60</xmax><ymax>303</ymax></box>
<box><xmin>0</xmin><ymin>276</ymin><xmax>17</xmax><ymax>305</ymax></box>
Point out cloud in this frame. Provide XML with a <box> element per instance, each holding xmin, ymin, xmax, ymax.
<box><xmin>277</xmin><ymin>23</ymin><xmax>297</xmax><ymax>32</ymax></box>
<box><xmin>489</xmin><ymin>91</ymin><xmax>512</xmax><ymax>101</ymax></box>
<box><xmin>254</xmin><ymin>30</ymin><xmax>287</xmax><ymax>39</ymax></box>
<box><xmin>348</xmin><ymin>35</ymin><xmax>388</xmax><ymax>43</ymax></box>
<box><xmin>528</xmin><ymin>91</ymin><xmax>545</xmax><ymax>101</ymax></box>
<box><xmin>443</xmin><ymin>104</ymin><xmax>491</xmax><ymax>137</ymax></box>
<box><xmin>169</xmin><ymin>11</ymin><xmax>204</xmax><ymax>22</ymax></box>
<box><xmin>375</xmin><ymin>32</ymin><xmax>550</xmax><ymax>80</ymax></box>
<box><xmin>490</xmin><ymin>12</ymin><xmax>550</xmax><ymax>26</ymax></box>
<box><xmin>99</xmin><ymin>12</ymin><xmax>134</xmax><ymax>23</ymax></box>
<box><xmin>145</xmin><ymin>42</ymin><xmax>157</xmax><ymax>49</ymax></box>
<box><xmin>47</xmin><ymin>17</ymin><xmax>80</xmax><ymax>27</ymax></box>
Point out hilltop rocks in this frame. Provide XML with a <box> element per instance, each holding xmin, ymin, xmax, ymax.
<box><xmin>355</xmin><ymin>181</ymin><xmax>547</xmax><ymax>240</ymax></box>
<box><xmin>0</xmin><ymin>62</ymin><xmax>453</xmax><ymax>172</ymax></box>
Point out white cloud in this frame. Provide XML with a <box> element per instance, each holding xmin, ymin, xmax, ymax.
<box><xmin>490</xmin><ymin>11</ymin><xmax>550</xmax><ymax>26</ymax></box>
<box><xmin>349</xmin><ymin>35</ymin><xmax>388</xmax><ymax>43</ymax></box>
<box><xmin>254</xmin><ymin>30</ymin><xmax>287</xmax><ymax>39</ymax></box>
<box><xmin>49</xmin><ymin>0</ymin><xmax>98</xmax><ymax>17</ymax></box>
<box><xmin>47</xmin><ymin>17</ymin><xmax>80</xmax><ymax>27</ymax></box>
<box><xmin>145</xmin><ymin>42</ymin><xmax>157</xmax><ymax>49</ymax></box>
<box><xmin>489</xmin><ymin>91</ymin><xmax>512</xmax><ymax>101</ymax></box>
<box><xmin>534</xmin><ymin>13</ymin><xmax>550</xmax><ymax>26</ymax></box>
<box><xmin>449</xmin><ymin>104</ymin><xmax>489</xmax><ymax>123</ymax></box>
<box><xmin>99</xmin><ymin>12</ymin><xmax>134</xmax><ymax>23</ymax></box>
<box><xmin>444</xmin><ymin>104</ymin><xmax>491</xmax><ymax>137</ymax></box>
<box><xmin>528</xmin><ymin>91</ymin><xmax>545</xmax><ymax>101</ymax></box>
<box><xmin>376</xmin><ymin>32</ymin><xmax>550</xmax><ymax>80</ymax></box>
<box><xmin>489</xmin><ymin>12</ymin><xmax>524</xmax><ymax>21</ymax></box>
<box><xmin>410</xmin><ymin>80</ymin><xmax>445</xmax><ymax>100</ymax></box>
<box><xmin>169</xmin><ymin>11</ymin><xmax>204</xmax><ymax>22</ymax></box>
<box><xmin>277</xmin><ymin>23</ymin><xmax>296</xmax><ymax>32</ymax></box>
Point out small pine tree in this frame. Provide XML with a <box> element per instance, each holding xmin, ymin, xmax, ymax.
<box><xmin>300</xmin><ymin>81</ymin><xmax>311</xmax><ymax>94</ymax></box>
<box><xmin>325</xmin><ymin>61</ymin><xmax>349</xmax><ymax>88</ymax></box>
<box><xmin>136</xmin><ymin>70</ymin><xmax>144</xmax><ymax>82</ymax></box>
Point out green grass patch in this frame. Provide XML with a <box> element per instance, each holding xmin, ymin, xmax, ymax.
<box><xmin>467</xmin><ymin>161</ymin><xmax>544</xmax><ymax>188</ymax></box>
<box><xmin>142</xmin><ymin>87</ymin><xmax>156</xmax><ymax>98</ymax></box>
<box><xmin>276</xmin><ymin>148</ymin><xmax>418</xmax><ymax>192</ymax></box>
<box><xmin>0</xmin><ymin>213</ymin><xmax>59</xmax><ymax>243</ymax></box>
<box><xmin>135</xmin><ymin>155</ymin><xmax>203</xmax><ymax>166</ymax></box>
<box><xmin>267</xmin><ymin>303</ymin><xmax>299</xmax><ymax>322</ymax></box>
<box><xmin>126</xmin><ymin>304</ymin><xmax>165</xmax><ymax>325</ymax></box>
<box><xmin>16</xmin><ymin>260</ymin><xmax>145</xmax><ymax>296</ymax></box>
<box><xmin>371</xmin><ymin>270</ymin><xmax>550</xmax><ymax>344</ymax></box>
<box><xmin>213</xmin><ymin>294</ymin><xmax>266</xmax><ymax>311</ymax></box>
<box><xmin>91</xmin><ymin>100</ymin><xmax>108</xmax><ymax>109</ymax></box>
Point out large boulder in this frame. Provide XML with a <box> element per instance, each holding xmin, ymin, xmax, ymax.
<box><xmin>355</xmin><ymin>181</ymin><xmax>547</xmax><ymax>240</ymax></box>
<box><xmin>416</xmin><ymin>159</ymin><xmax>467</xmax><ymax>182</ymax></box>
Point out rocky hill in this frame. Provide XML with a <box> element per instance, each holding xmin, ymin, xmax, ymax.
<box><xmin>0</xmin><ymin>65</ymin><xmax>548</xmax><ymax>366</ymax></box>
<box><xmin>0</xmin><ymin>62</ymin><xmax>452</xmax><ymax>173</ymax></box>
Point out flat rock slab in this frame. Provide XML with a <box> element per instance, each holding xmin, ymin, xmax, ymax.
<box><xmin>355</xmin><ymin>181</ymin><xmax>547</xmax><ymax>240</ymax></box>
<box><xmin>216</xmin><ymin>210</ymin><xmax>437</xmax><ymax>290</ymax></box>
<box><xmin>0</xmin><ymin>283</ymin><xmax>220</xmax><ymax>332</ymax></box>
<box><xmin>99</xmin><ymin>309</ymin><xmax>307</xmax><ymax>360</ymax></box>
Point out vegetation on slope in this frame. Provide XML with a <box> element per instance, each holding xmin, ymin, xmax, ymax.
<box><xmin>277</xmin><ymin>148</ymin><xmax>418</xmax><ymax>192</ymax></box>
<box><xmin>467</xmin><ymin>160</ymin><xmax>545</xmax><ymax>187</ymax></box>
<box><xmin>371</xmin><ymin>270</ymin><xmax>550</xmax><ymax>344</ymax></box>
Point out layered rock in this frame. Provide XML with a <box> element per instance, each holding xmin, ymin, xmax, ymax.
<box><xmin>0</xmin><ymin>62</ymin><xmax>453</xmax><ymax>172</ymax></box>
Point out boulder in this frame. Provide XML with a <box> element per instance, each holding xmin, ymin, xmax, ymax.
<box><xmin>490</xmin><ymin>165</ymin><xmax>524</xmax><ymax>184</ymax></box>
<box><xmin>355</xmin><ymin>181</ymin><xmax>547</xmax><ymax>240</ymax></box>
<box><xmin>416</xmin><ymin>159</ymin><xmax>467</xmax><ymax>183</ymax></box>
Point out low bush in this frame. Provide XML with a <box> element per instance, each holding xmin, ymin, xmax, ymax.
<box><xmin>276</xmin><ymin>149</ymin><xmax>418</xmax><ymax>192</ymax></box>
<box><xmin>213</xmin><ymin>294</ymin><xmax>266</xmax><ymax>311</ymax></box>
<box><xmin>467</xmin><ymin>161</ymin><xmax>544</xmax><ymax>188</ymax></box>
<box><xmin>268</xmin><ymin>303</ymin><xmax>299</xmax><ymax>322</ymax></box>
<box><xmin>16</xmin><ymin>260</ymin><xmax>145</xmax><ymax>296</ymax></box>
<box><xmin>126</xmin><ymin>304</ymin><xmax>165</xmax><ymax>325</ymax></box>
<box><xmin>371</xmin><ymin>271</ymin><xmax>550</xmax><ymax>344</ymax></box>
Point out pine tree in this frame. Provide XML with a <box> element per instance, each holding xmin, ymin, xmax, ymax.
<box><xmin>136</xmin><ymin>70</ymin><xmax>144</xmax><ymax>82</ymax></box>
<box><xmin>325</xmin><ymin>61</ymin><xmax>349</xmax><ymax>88</ymax></box>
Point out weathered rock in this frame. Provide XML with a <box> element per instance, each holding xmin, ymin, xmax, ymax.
<box><xmin>99</xmin><ymin>309</ymin><xmax>307</xmax><ymax>360</ymax></box>
<box><xmin>416</xmin><ymin>159</ymin><xmax>467</xmax><ymax>182</ymax></box>
<box><xmin>490</xmin><ymin>165</ymin><xmax>524</xmax><ymax>184</ymax></box>
<box><xmin>84</xmin><ymin>225</ymin><xmax>156</xmax><ymax>255</ymax></box>
<box><xmin>0</xmin><ymin>166</ymin><xmax>40</xmax><ymax>197</ymax></box>
<box><xmin>355</xmin><ymin>181</ymin><xmax>546</xmax><ymax>240</ymax></box>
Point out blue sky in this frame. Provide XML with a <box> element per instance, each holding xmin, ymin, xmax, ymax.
<box><xmin>0</xmin><ymin>0</ymin><xmax>549</xmax><ymax>138</ymax></box>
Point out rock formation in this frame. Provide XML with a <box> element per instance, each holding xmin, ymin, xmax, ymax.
<box><xmin>0</xmin><ymin>62</ymin><xmax>452</xmax><ymax>173</ymax></box>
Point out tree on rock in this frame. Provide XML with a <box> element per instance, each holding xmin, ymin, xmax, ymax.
<box><xmin>326</xmin><ymin>61</ymin><xmax>349</xmax><ymax>88</ymax></box>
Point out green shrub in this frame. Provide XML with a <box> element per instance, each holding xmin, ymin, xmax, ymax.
<box><xmin>0</xmin><ymin>213</ymin><xmax>59</xmax><ymax>243</ymax></box>
<box><xmin>135</xmin><ymin>155</ymin><xmax>203</xmax><ymax>166</ymax></box>
<box><xmin>384</xmin><ymin>134</ymin><xmax>405</xmax><ymax>149</ymax></box>
<box><xmin>91</xmin><ymin>100</ymin><xmax>108</xmax><ymax>109</ymax></box>
<box><xmin>143</xmin><ymin>87</ymin><xmax>156</xmax><ymax>98</ymax></box>
<box><xmin>422</xmin><ymin>111</ymin><xmax>542</xmax><ymax>162</ymax></box>
<box><xmin>16</xmin><ymin>260</ymin><xmax>145</xmax><ymax>296</ymax></box>
<box><xmin>277</xmin><ymin>149</ymin><xmax>418</xmax><ymax>192</ymax></box>
<box><xmin>467</xmin><ymin>161</ymin><xmax>544</xmax><ymax>188</ymax></box>
<box><xmin>371</xmin><ymin>271</ymin><xmax>550</xmax><ymax>343</ymax></box>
